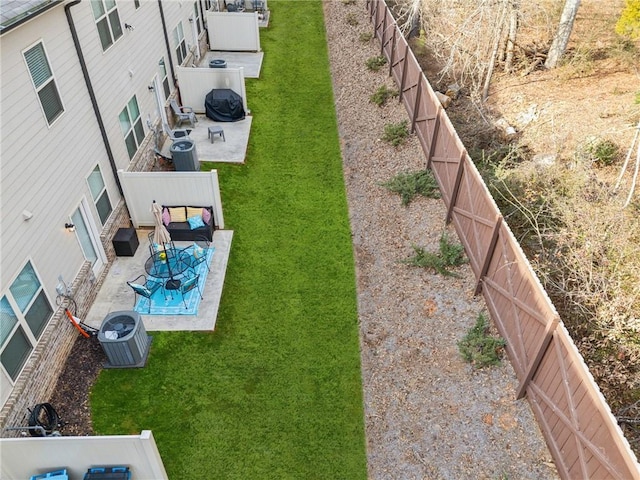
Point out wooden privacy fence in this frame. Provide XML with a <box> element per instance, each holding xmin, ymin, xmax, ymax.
<box><xmin>366</xmin><ymin>1</ymin><xmax>640</xmax><ymax>478</ymax></box>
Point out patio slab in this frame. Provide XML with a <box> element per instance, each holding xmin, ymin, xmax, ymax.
<box><xmin>199</xmin><ymin>51</ymin><xmax>264</xmax><ymax>78</ymax></box>
<box><xmin>85</xmin><ymin>229</ymin><xmax>233</xmax><ymax>332</ymax></box>
<box><xmin>160</xmin><ymin>115</ymin><xmax>252</xmax><ymax>164</ymax></box>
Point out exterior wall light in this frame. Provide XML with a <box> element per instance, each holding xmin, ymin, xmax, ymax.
<box><xmin>65</xmin><ymin>223</ymin><xmax>75</xmax><ymax>232</ymax></box>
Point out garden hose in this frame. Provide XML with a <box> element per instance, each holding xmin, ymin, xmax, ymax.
<box><xmin>28</xmin><ymin>403</ymin><xmax>61</xmax><ymax>437</ymax></box>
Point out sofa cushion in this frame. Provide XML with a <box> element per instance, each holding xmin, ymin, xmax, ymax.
<box><xmin>186</xmin><ymin>206</ymin><xmax>202</xmax><ymax>219</ymax></box>
<box><xmin>162</xmin><ymin>208</ymin><xmax>171</xmax><ymax>226</ymax></box>
<box><xmin>168</xmin><ymin>207</ymin><xmax>186</xmax><ymax>223</ymax></box>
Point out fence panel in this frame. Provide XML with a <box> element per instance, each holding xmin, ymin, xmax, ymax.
<box><xmin>528</xmin><ymin>326</ymin><xmax>640</xmax><ymax>478</ymax></box>
<box><xmin>366</xmin><ymin>1</ymin><xmax>640</xmax><ymax>478</ymax></box>
<box><xmin>482</xmin><ymin>221</ymin><xmax>557</xmax><ymax>380</ymax></box>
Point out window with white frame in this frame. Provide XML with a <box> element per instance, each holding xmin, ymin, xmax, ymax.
<box><xmin>118</xmin><ymin>95</ymin><xmax>144</xmax><ymax>160</ymax></box>
<box><xmin>87</xmin><ymin>165</ymin><xmax>112</xmax><ymax>224</ymax></box>
<box><xmin>23</xmin><ymin>42</ymin><xmax>64</xmax><ymax>126</ymax></box>
<box><xmin>173</xmin><ymin>22</ymin><xmax>187</xmax><ymax>65</ymax></box>
<box><xmin>159</xmin><ymin>57</ymin><xmax>170</xmax><ymax>99</ymax></box>
<box><xmin>1</xmin><ymin>262</ymin><xmax>53</xmax><ymax>382</ymax></box>
<box><xmin>91</xmin><ymin>0</ymin><xmax>123</xmax><ymax>51</ymax></box>
<box><xmin>194</xmin><ymin>2</ymin><xmax>202</xmax><ymax>35</ymax></box>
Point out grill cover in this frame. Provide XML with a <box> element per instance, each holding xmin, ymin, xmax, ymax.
<box><xmin>204</xmin><ymin>88</ymin><xmax>245</xmax><ymax>122</ymax></box>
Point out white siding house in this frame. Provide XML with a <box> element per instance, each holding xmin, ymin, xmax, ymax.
<box><xmin>0</xmin><ymin>0</ymin><xmax>208</xmax><ymax>430</ymax></box>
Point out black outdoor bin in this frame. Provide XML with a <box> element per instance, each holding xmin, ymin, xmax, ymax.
<box><xmin>112</xmin><ymin>227</ymin><xmax>139</xmax><ymax>256</ymax></box>
<box><xmin>170</xmin><ymin>139</ymin><xmax>199</xmax><ymax>171</ymax></box>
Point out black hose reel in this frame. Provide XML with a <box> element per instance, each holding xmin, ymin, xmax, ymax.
<box><xmin>27</xmin><ymin>402</ymin><xmax>62</xmax><ymax>437</ymax></box>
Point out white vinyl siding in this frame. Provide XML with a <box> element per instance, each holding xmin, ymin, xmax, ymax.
<box><xmin>173</xmin><ymin>22</ymin><xmax>187</xmax><ymax>64</ymax></box>
<box><xmin>1</xmin><ymin>262</ymin><xmax>53</xmax><ymax>382</ymax></box>
<box><xmin>23</xmin><ymin>42</ymin><xmax>64</xmax><ymax>125</ymax></box>
<box><xmin>87</xmin><ymin>165</ymin><xmax>112</xmax><ymax>225</ymax></box>
<box><xmin>91</xmin><ymin>0</ymin><xmax>123</xmax><ymax>51</ymax></box>
<box><xmin>118</xmin><ymin>96</ymin><xmax>144</xmax><ymax>160</ymax></box>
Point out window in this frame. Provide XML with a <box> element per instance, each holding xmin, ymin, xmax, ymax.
<box><xmin>23</xmin><ymin>42</ymin><xmax>64</xmax><ymax>125</ymax></box>
<box><xmin>118</xmin><ymin>96</ymin><xmax>144</xmax><ymax>160</ymax></box>
<box><xmin>194</xmin><ymin>3</ymin><xmax>201</xmax><ymax>35</ymax></box>
<box><xmin>91</xmin><ymin>0</ymin><xmax>123</xmax><ymax>51</ymax></box>
<box><xmin>1</xmin><ymin>262</ymin><xmax>53</xmax><ymax>382</ymax></box>
<box><xmin>159</xmin><ymin>57</ymin><xmax>170</xmax><ymax>99</ymax></box>
<box><xmin>87</xmin><ymin>165</ymin><xmax>112</xmax><ymax>224</ymax></box>
<box><xmin>173</xmin><ymin>22</ymin><xmax>187</xmax><ymax>64</ymax></box>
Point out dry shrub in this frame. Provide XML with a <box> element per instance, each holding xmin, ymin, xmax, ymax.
<box><xmin>488</xmin><ymin>157</ymin><xmax>640</xmax><ymax>412</ymax></box>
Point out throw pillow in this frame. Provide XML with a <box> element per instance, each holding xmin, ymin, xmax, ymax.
<box><xmin>188</xmin><ymin>215</ymin><xmax>205</xmax><ymax>230</ymax></box>
<box><xmin>168</xmin><ymin>207</ymin><xmax>186</xmax><ymax>223</ymax></box>
<box><xmin>162</xmin><ymin>208</ymin><xmax>171</xmax><ymax>226</ymax></box>
<box><xmin>201</xmin><ymin>208</ymin><xmax>211</xmax><ymax>224</ymax></box>
<box><xmin>186</xmin><ymin>206</ymin><xmax>202</xmax><ymax>219</ymax></box>
<box><xmin>193</xmin><ymin>244</ymin><xmax>205</xmax><ymax>259</ymax></box>
<box><xmin>129</xmin><ymin>283</ymin><xmax>151</xmax><ymax>296</ymax></box>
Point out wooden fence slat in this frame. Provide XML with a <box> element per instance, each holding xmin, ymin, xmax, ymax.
<box><xmin>411</xmin><ymin>80</ymin><xmax>423</xmax><ymax>133</ymax></box>
<box><xmin>426</xmin><ymin>108</ymin><xmax>440</xmax><ymax>169</ymax></box>
<box><xmin>475</xmin><ymin>215</ymin><xmax>502</xmax><ymax>295</ymax></box>
<box><xmin>446</xmin><ymin>152</ymin><xmax>466</xmax><ymax>224</ymax></box>
<box><xmin>398</xmin><ymin>43</ymin><xmax>410</xmax><ymax>103</ymax></box>
<box><xmin>388</xmin><ymin>28</ymin><xmax>396</xmax><ymax>77</ymax></box>
<box><xmin>517</xmin><ymin>316</ymin><xmax>559</xmax><ymax>399</ymax></box>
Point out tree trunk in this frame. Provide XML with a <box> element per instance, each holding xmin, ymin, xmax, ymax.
<box><xmin>504</xmin><ymin>0</ymin><xmax>520</xmax><ymax>73</ymax></box>
<box><xmin>544</xmin><ymin>0</ymin><xmax>582</xmax><ymax>69</ymax></box>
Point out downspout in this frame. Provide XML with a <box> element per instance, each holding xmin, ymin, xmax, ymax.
<box><xmin>65</xmin><ymin>1</ymin><xmax>123</xmax><ymax>196</ymax></box>
<box><xmin>199</xmin><ymin>0</ymin><xmax>210</xmax><ymax>45</ymax></box>
<box><xmin>158</xmin><ymin>0</ymin><xmax>177</xmax><ymax>88</ymax></box>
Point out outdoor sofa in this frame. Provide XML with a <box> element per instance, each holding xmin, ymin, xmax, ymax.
<box><xmin>162</xmin><ymin>205</ymin><xmax>215</xmax><ymax>241</ymax></box>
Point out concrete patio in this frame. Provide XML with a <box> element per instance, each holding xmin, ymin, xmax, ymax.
<box><xmin>85</xmin><ymin>229</ymin><xmax>233</xmax><ymax>332</ymax></box>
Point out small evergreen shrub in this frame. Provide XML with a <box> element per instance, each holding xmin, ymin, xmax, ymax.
<box><xmin>587</xmin><ymin>139</ymin><xmax>620</xmax><ymax>166</ymax></box>
<box><xmin>370</xmin><ymin>85</ymin><xmax>399</xmax><ymax>107</ymax></box>
<box><xmin>458</xmin><ymin>313</ymin><xmax>506</xmax><ymax>368</ymax></box>
<box><xmin>346</xmin><ymin>12</ymin><xmax>358</xmax><ymax>26</ymax></box>
<box><xmin>400</xmin><ymin>233</ymin><xmax>466</xmax><ymax>277</ymax></box>
<box><xmin>359</xmin><ymin>32</ymin><xmax>373</xmax><ymax>43</ymax></box>
<box><xmin>365</xmin><ymin>55</ymin><xmax>387</xmax><ymax>72</ymax></box>
<box><xmin>382</xmin><ymin>120</ymin><xmax>409</xmax><ymax>146</ymax></box>
<box><xmin>380</xmin><ymin>170</ymin><xmax>440</xmax><ymax>205</ymax></box>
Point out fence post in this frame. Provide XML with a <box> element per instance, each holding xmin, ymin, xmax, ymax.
<box><xmin>426</xmin><ymin>108</ymin><xmax>440</xmax><ymax>169</ymax></box>
<box><xmin>388</xmin><ymin>28</ymin><xmax>397</xmax><ymax>77</ymax></box>
<box><xmin>446</xmin><ymin>152</ymin><xmax>466</xmax><ymax>224</ymax></box>
<box><xmin>516</xmin><ymin>316</ymin><xmax>559</xmax><ymax>399</ymax></box>
<box><xmin>411</xmin><ymin>80</ymin><xmax>423</xmax><ymax>134</ymax></box>
<box><xmin>381</xmin><ymin>9</ymin><xmax>387</xmax><ymax>56</ymax></box>
<box><xmin>373</xmin><ymin>0</ymin><xmax>380</xmax><ymax>39</ymax></box>
<box><xmin>398</xmin><ymin>43</ymin><xmax>410</xmax><ymax>103</ymax></box>
<box><xmin>474</xmin><ymin>214</ymin><xmax>502</xmax><ymax>295</ymax></box>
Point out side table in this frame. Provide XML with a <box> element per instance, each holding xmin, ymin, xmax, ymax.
<box><xmin>112</xmin><ymin>227</ymin><xmax>139</xmax><ymax>256</ymax></box>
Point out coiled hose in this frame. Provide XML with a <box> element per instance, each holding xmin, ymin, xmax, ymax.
<box><xmin>28</xmin><ymin>403</ymin><xmax>60</xmax><ymax>437</ymax></box>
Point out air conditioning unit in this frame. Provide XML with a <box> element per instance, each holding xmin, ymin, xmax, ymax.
<box><xmin>98</xmin><ymin>311</ymin><xmax>151</xmax><ymax>368</ymax></box>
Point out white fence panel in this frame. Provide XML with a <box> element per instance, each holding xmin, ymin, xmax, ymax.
<box><xmin>176</xmin><ymin>66</ymin><xmax>248</xmax><ymax>115</ymax></box>
<box><xmin>0</xmin><ymin>430</ymin><xmax>167</xmax><ymax>480</ymax></box>
<box><xmin>118</xmin><ymin>170</ymin><xmax>225</xmax><ymax>230</ymax></box>
<box><xmin>206</xmin><ymin>11</ymin><xmax>261</xmax><ymax>51</ymax></box>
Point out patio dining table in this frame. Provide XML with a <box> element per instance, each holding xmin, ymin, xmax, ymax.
<box><xmin>144</xmin><ymin>248</ymin><xmax>190</xmax><ymax>290</ymax></box>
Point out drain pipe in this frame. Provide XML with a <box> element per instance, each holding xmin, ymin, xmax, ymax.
<box><xmin>158</xmin><ymin>0</ymin><xmax>177</xmax><ymax>88</ymax></box>
<box><xmin>65</xmin><ymin>0</ymin><xmax>123</xmax><ymax>196</ymax></box>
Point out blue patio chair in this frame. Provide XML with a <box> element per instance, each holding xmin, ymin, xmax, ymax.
<box><xmin>148</xmin><ymin>231</ymin><xmax>175</xmax><ymax>257</ymax></box>
<box><xmin>179</xmin><ymin>272</ymin><xmax>203</xmax><ymax>309</ymax></box>
<box><xmin>181</xmin><ymin>238</ymin><xmax>214</xmax><ymax>273</ymax></box>
<box><xmin>127</xmin><ymin>274</ymin><xmax>163</xmax><ymax>313</ymax></box>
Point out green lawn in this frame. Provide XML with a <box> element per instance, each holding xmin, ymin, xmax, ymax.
<box><xmin>91</xmin><ymin>1</ymin><xmax>368</xmax><ymax>478</ymax></box>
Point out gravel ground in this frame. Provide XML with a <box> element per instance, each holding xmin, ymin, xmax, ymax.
<box><xmin>51</xmin><ymin>2</ymin><xmax>558</xmax><ymax>477</ymax></box>
<box><xmin>323</xmin><ymin>1</ymin><xmax>559</xmax><ymax>478</ymax></box>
